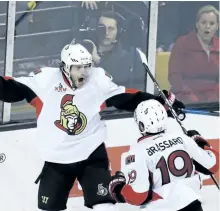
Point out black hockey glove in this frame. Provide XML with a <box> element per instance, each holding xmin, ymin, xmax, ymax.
<box><xmin>187</xmin><ymin>130</ymin><xmax>210</xmax><ymax>149</ymax></box>
<box><xmin>157</xmin><ymin>90</ymin><xmax>186</xmax><ymax>120</ymax></box>
<box><xmin>109</xmin><ymin>171</ymin><xmax>126</xmax><ymax>203</ymax></box>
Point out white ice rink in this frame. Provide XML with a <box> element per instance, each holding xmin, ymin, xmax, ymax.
<box><xmin>67</xmin><ymin>186</ymin><xmax>220</xmax><ymax>211</ymax></box>
<box><xmin>0</xmin><ymin>175</ymin><xmax>219</xmax><ymax>211</ymax></box>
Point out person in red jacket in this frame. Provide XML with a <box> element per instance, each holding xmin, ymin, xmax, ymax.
<box><xmin>168</xmin><ymin>5</ymin><xmax>219</xmax><ymax>104</ymax></box>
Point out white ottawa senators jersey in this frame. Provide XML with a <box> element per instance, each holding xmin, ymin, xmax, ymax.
<box><xmin>14</xmin><ymin>67</ymin><xmax>125</xmax><ymax>163</ymax></box>
<box><xmin>120</xmin><ymin>131</ymin><xmax>218</xmax><ymax>211</ymax></box>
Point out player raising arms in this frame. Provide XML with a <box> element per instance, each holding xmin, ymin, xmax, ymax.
<box><xmin>109</xmin><ymin>100</ymin><xmax>219</xmax><ymax>211</ymax></box>
<box><xmin>0</xmin><ymin>43</ymin><xmax>184</xmax><ymax>211</ymax></box>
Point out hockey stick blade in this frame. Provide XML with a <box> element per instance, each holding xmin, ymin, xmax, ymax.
<box><xmin>136</xmin><ymin>48</ymin><xmax>220</xmax><ymax>190</ymax></box>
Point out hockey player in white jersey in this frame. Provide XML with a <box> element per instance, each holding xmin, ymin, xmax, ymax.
<box><xmin>109</xmin><ymin>100</ymin><xmax>219</xmax><ymax>211</ymax></box>
<box><xmin>0</xmin><ymin>43</ymin><xmax>185</xmax><ymax>211</ymax></box>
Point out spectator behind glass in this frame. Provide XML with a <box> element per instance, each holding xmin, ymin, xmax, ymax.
<box><xmin>168</xmin><ymin>5</ymin><xmax>219</xmax><ymax>104</ymax></box>
<box><xmin>83</xmin><ymin>10</ymin><xmax>145</xmax><ymax>90</ymax></box>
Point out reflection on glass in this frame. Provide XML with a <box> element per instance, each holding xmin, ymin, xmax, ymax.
<box><xmin>72</xmin><ymin>2</ymin><xmax>149</xmax><ymax>91</ymax></box>
<box><xmin>10</xmin><ymin>1</ymin><xmax>150</xmax><ymax>121</ymax></box>
<box><xmin>0</xmin><ymin>1</ymin><xmax>7</xmax><ymax>122</ymax></box>
<box><xmin>11</xmin><ymin>1</ymin><xmax>79</xmax><ymax>121</ymax></box>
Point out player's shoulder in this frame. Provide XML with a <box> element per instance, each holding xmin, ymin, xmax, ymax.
<box><xmin>121</xmin><ymin>144</ymin><xmax>143</xmax><ymax>161</ymax></box>
<box><xmin>27</xmin><ymin>67</ymin><xmax>60</xmax><ymax>86</ymax></box>
<box><xmin>121</xmin><ymin>150</ymin><xmax>136</xmax><ymax>167</ymax></box>
<box><xmin>29</xmin><ymin>67</ymin><xmax>60</xmax><ymax>78</ymax></box>
<box><xmin>168</xmin><ymin>131</ymin><xmax>190</xmax><ymax>139</ymax></box>
<box><xmin>179</xmin><ymin>133</ymin><xmax>195</xmax><ymax>144</ymax></box>
<box><xmin>163</xmin><ymin>131</ymin><xmax>194</xmax><ymax>146</ymax></box>
<box><xmin>90</xmin><ymin>67</ymin><xmax>113</xmax><ymax>81</ymax></box>
<box><xmin>161</xmin><ymin>131</ymin><xmax>185</xmax><ymax>139</ymax></box>
<box><xmin>121</xmin><ymin>148</ymin><xmax>134</xmax><ymax>161</ymax></box>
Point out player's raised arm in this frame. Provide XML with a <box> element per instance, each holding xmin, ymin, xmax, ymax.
<box><xmin>0</xmin><ymin>68</ymin><xmax>54</xmax><ymax>117</ymax></box>
<box><xmin>0</xmin><ymin>74</ymin><xmax>37</xmax><ymax>103</ymax></box>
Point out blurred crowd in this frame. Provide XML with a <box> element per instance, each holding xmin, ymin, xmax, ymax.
<box><xmin>0</xmin><ymin>1</ymin><xmax>219</xmax><ymax>107</ymax></box>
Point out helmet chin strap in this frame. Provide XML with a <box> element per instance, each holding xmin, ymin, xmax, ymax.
<box><xmin>62</xmin><ymin>71</ymin><xmax>76</xmax><ymax>89</ymax></box>
<box><xmin>61</xmin><ymin>66</ymin><xmax>77</xmax><ymax>89</ymax></box>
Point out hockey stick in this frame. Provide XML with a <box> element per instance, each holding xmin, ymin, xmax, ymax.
<box><xmin>183</xmin><ymin>109</ymin><xmax>219</xmax><ymax>117</ymax></box>
<box><xmin>136</xmin><ymin>48</ymin><xmax>220</xmax><ymax>190</ymax></box>
<box><xmin>15</xmin><ymin>2</ymin><xmax>41</xmax><ymax>27</ymax></box>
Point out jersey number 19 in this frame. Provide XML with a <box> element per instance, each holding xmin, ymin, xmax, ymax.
<box><xmin>156</xmin><ymin>150</ymin><xmax>194</xmax><ymax>185</ymax></box>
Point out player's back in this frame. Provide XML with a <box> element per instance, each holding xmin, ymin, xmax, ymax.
<box><xmin>135</xmin><ymin>132</ymin><xmax>202</xmax><ymax>210</ymax></box>
<box><xmin>139</xmin><ymin>132</ymin><xmax>196</xmax><ymax>186</ymax></box>
<box><xmin>119</xmin><ymin>100</ymin><xmax>218</xmax><ymax>210</ymax></box>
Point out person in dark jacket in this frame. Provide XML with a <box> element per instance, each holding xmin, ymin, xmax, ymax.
<box><xmin>83</xmin><ymin>10</ymin><xmax>146</xmax><ymax>91</ymax></box>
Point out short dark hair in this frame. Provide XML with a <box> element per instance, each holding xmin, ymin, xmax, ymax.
<box><xmin>99</xmin><ymin>11</ymin><xmax>125</xmax><ymax>29</ymax></box>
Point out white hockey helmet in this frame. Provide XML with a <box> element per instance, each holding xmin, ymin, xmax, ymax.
<box><xmin>60</xmin><ymin>43</ymin><xmax>92</xmax><ymax>87</ymax></box>
<box><xmin>134</xmin><ymin>99</ymin><xmax>168</xmax><ymax>134</ymax></box>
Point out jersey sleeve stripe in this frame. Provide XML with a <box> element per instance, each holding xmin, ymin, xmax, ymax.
<box><xmin>3</xmin><ymin>76</ymin><xmax>13</xmax><ymax>80</ymax></box>
<box><xmin>125</xmin><ymin>88</ymin><xmax>140</xmax><ymax>93</ymax></box>
<box><xmin>100</xmin><ymin>102</ymin><xmax>106</xmax><ymax>111</ymax></box>
<box><xmin>121</xmin><ymin>184</ymin><xmax>149</xmax><ymax>205</ymax></box>
<box><xmin>121</xmin><ymin>184</ymin><xmax>163</xmax><ymax>206</ymax></box>
<box><xmin>30</xmin><ymin>96</ymin><xmax>43</xmax><ymax>119</ymax></box>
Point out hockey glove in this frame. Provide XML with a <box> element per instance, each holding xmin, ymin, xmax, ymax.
<box><xmin>187</xmin><ymin>130</ymin><xmax>210</xmax><ymax>149</ymax></box>
<box><xmin>109</xmin><ymin>171</ymin><xmax>126</xmax><ymax>203</ymax></box>
<box><xmin>187</xmin><ymin>130</ymin><xmax>214</xmax><ymax>175</ymax></box>
<box><xmin>157</xmin><ymin>90</ymin><xmax>186</xmax><ymax>120</ymax></box>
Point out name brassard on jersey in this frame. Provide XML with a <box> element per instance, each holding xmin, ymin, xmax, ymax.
<box><xmin>146</xmin><ymin>137</ymin><xmax>183</xmax><ymax>156</ymax></box>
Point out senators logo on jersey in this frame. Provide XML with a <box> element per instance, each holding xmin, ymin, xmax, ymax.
<box><xmin>54</xmin><ymin>94</ymin><xmax>87</xmax><ymax>135</ymax></box>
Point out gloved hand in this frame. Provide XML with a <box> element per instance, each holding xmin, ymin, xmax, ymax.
<box><xmin>109</xmin><ymin>171</ymin><xmax>126</xmax><ymax>203</ymax></box>
<box><xmin>187</xmin><ymin>130</ymin><xmax>210</xmax><ymax>149</ymax></box>
<box><xmin>157</xmin><ymin>90</ymin><xmax>185</xmax><ymax>120</ymax></box>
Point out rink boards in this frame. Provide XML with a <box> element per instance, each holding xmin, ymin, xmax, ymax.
<box><xmin>0</xmin><ymin>113</ymin><xmax>219</xmax><ymax>210</ymax></box>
